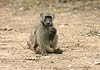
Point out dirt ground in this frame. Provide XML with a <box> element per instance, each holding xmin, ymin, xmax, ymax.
<box><xmin>1</xmin><ymin>1</ymin><xmax>100</xmax><ymax>70</ymax></box>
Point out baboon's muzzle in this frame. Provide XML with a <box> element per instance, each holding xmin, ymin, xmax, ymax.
<box><xmin>46</xmin><ymin>23</ymin><xmax>53</xmax><ymax>27</ymax></box>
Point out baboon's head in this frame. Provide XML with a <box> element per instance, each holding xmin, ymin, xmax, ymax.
<box><xmin>40</xmin><ymin>12</ymin><xmax>55</xmax><ymax>27</ymax></box>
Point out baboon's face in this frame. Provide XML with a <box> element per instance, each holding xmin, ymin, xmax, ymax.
<box><xmin>40</xmin><ymin>12</ymin><xmax>55</xmax><ymax>27</ymax></box>
<box><xmin>44</xmin><ymin>16</ymin><xmax>53</xmax><ymax>27</ymax></box>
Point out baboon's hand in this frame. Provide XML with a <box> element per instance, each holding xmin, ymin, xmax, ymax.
<box><xmin>54</xmin><ymin>48</ymin><xmax>63</xmax><ymax>54</ymax></box>
<box><xmin>49</xmin><ymin>27</ymin><xmax>56</xmax><ymax>33</ymax></box>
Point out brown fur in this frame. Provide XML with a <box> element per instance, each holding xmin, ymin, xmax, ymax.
<box><xmin>27</xmin><ymin>12</ymin><xmax>62</xmax><ymax>56</ymax></box>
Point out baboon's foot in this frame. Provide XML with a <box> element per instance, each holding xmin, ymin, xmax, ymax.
<box><xmin>54</xmin><ymin>48</ymin><xmax>63</xmax><ymax>54</ymax></box>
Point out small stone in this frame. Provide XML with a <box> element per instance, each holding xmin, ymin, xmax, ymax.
<box><xmin>59</xmin><ymin>25</ymin><xmax>64</xmax><ymax>28</ymax></box>
<box><xmin>25</xmin><ymin>57</ymin><xmax>37</xmax><ymax>60</ymax></box>
<box><xmin>51</xmin><ymin>61</ymin><xmax>54</xmax><ymax>63</ymax></box>
<box><xmin>0</xmin><ymin>26</ymin><xmax>12</xmax><ymax>31</ymax></box>
<box><xmin>94</xmin><ymin>61</ymin><xmax>100</xmax><ymax>65</ymax></box>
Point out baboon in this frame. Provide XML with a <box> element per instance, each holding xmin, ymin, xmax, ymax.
<box><xmin>27</xmin><ymin>12</ymin><xmax>62</xmax><ymax>56</ymax></box>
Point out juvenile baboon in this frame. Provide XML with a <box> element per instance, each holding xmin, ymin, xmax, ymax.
<box><xmin>27</xmin><ymin>12</ymin><xmax>62</xmax><ymax>56</ymax></box>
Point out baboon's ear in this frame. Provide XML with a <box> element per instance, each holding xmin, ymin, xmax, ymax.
<box><xmin>40</xmin><ymin>12</ymin><xmax>45</xmax><ymax>22</ymax></box>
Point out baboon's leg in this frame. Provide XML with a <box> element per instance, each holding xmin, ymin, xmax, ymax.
<box><xmin>27</xmin><ymin>39</ymin><xmax>38</xmax><ymax>51</ymax></box>
<box><xmin>50</xmin><ymin>35</ymin><xmax>63</xmax><ymax>54</ymax></box>
<box><xmin>35</xmin><ymin>38</ymin><xmax>62</xmax><ymax>54</ymax></box>
<box><xmin>35</xmin><ymin>46</ymin><xmax>40</xmax><ymax>54</ymax></box>
<box><xmin>35</xmin><ymin>45</ymin><xmax>54</xmax><ymax>54</ymax></box>
<box><xmin>54</xmin><ymin>48</ymin><xmax>63</xmax><ymax>54</ymax></box>
<box><xmin>45</xmin><ymin>45</ymin><xmax>54</xmax><ymax>53</ymax></box>
<box><xmin>36</xmin><ymin>38</ymin><xmax>48</xmax><ymax>56</ymax></box>
<box><xmin>39</xmin><ymin>44</ymin><xmax>48</xmax><ymax>56</ymax></box>
<box><xmin>36</xmin><ymin>37</ymin><xmax>55</xmax><ymax>55</ymax></box>
<box><xmin>45</xmin><ymin>44</ymin><xmax>62</xmax><ymax>54</ymax></box>
<box><xmin>27</xmin><ymin>29</ymin><xmax>38</xmax><ymax>51</ymax></box>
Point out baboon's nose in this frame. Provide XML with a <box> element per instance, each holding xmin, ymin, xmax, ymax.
<box><xmin>47</xmin><ymin>23</ymin><xmax>50</xmax><ymax>25</ymax></box>
<box><xmin>46</xmin><ymin>23</ymin><xmax>52</xmax><ymax>27</ymax></box>
<box><xmin>47</xmin><ymin>23</ymin><xmax>51</xmax><ymax>26</ymax></box>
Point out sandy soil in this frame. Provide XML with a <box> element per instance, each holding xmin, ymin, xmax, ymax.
<box><xmin>1</xmin><ymin>5</ymin><xmax>100</xmax><ymax>70</ymax></box>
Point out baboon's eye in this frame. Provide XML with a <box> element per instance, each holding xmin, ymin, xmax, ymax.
<box><xmin>44</xmin><ymin>16</ymin><xmax>52</xmax><ymax>22</ymax></box>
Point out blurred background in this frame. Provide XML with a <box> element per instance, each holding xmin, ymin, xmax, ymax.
<box><xmin>0</xmin><ymin>0</ymin><xmax>100</xmax><ymax>13</ymax></box>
